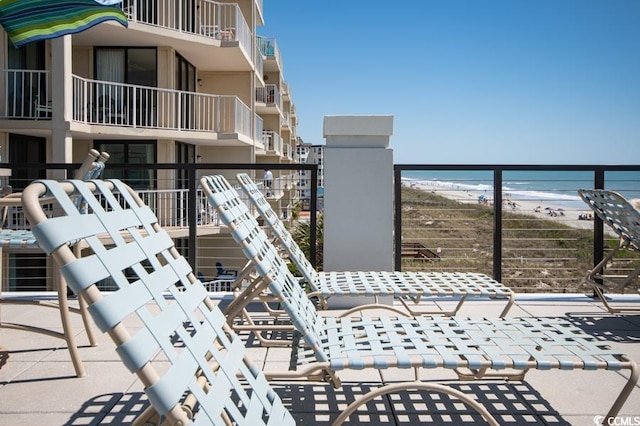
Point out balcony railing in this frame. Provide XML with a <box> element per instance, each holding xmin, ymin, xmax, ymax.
<box><xmin>1</xmin><ymin>71</ymin><xmax>252</xmax><ymax>138</ymax></box>
<box><xmin>254</xmin><ymin>114</ymin><xmax>264</xmax><ymax>148</ymax></box>
<box><xmin>122</xmin><ymin>0</ymin><xmax>251</xmax><ymax>50</ymax></box>
<box><xmin>197</xmin><ymin>0</ymin><xmax>251</xmax><ymax>48</ymax></box>
<box><xmin>257</xmin><ymin>36</ymin><xmax>282</xmax><ymax>68</ymax></box>
<box><xmin>394</xmin><ymin>165</ymin><xmax>640</xmax><ymax>293</ymax></box>
<box><xmin>255</xmin><ymin>84</ymin><xmax>281</xmax><ymax>108</ymax></box>
<box><xmin>255</xmin><ymin>42</ymin><xmax>264</xmax><ymax>79</ymax></box>
<box><xmin>2</xmin><ymin>187</ymin><xmax>217</xmax><ymax>231</ymax></box>
<box><xmin>3</xmin><ymin>161</ymin><xmax>638</xmax><ymax>296</ymax></box>
<box><xmin>73</xmin><ymin>76</ymin><xmax>252</xmax><ymax>136</ymax></box>
<box><xmin>283</xmin><ymin>143</ymin><xmax>293</xmax><ymax>160</ymax></box>
<box><xmin>1</xmin><ymin>69</ymin><xmax>51</xmax><ymax>119</ymax></box>
<box><xmin>262</xmin><ymin>130</ymin><xmax>283</xmax><ymax>154</ymax></box>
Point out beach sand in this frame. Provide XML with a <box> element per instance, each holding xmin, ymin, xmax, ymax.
<box><xmin>405</xmin><ymin>180</ymin><xmax>607</xmax><ymax>234</ymax></box>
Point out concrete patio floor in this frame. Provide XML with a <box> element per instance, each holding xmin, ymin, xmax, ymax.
<box><xmin>1</xmin><ymin>293</ymin><xmax>639</xmax><ymax>425</ymax></box>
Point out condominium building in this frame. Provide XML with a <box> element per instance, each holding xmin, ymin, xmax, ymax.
<box><xmin>0</xmin><ymin>0</ymin><xmax>300</xmax><ymax>289</ymax></box>
<box><xmin>295</xmin><ymin>141</ymin><xmax>324</xmax><ymax>209</ymax></box>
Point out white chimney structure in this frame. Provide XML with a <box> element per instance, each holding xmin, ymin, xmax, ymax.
<box><xmin>323</xmin><ymin>115</ymin><xmax>394</xmax><ymax>272</ymax></box>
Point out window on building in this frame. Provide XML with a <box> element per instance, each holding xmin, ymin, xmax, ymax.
<box><xmin>95</xmin><ymin>141</ymin><xmax>156</xmax><ymax>190</ymax></box>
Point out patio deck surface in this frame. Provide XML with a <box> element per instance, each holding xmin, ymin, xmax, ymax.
<box><xmin>1</xmin><ymin>292</ymin><xmax>639</xmax><ymax>425</ymax></box>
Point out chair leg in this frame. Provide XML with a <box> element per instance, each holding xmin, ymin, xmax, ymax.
<box><xmin>73</xmin><ymin>243</ymin><xmax>97</xmax><ymax>347</ymax></box>
<box><xmin>78</xmin><ymin>294</ymin><xmax>97</xmax><ymax>347</ymax></box>
<box><xmin>56</xmin><ymin>271</ymin><xmax>85</xmax><ymax>377</ymax></box>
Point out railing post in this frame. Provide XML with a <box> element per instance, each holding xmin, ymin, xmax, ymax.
<box><xmin>309</xmin><ymin>165</ymin><xmax>318</xmax><ymax>268</ymax></box>
<box><xmin>188</xmin><ymin>165</ymin><xmax>198</xmax><ymax>270</ymax></box>
<box><xmin>493</xmin><ymin>169</ymin><xmax>503</xmax><ymax>282</ymax></box>
<box><xmin>394</xmin><ymin>166</ymin><xmax>403</xmax><ymax>271</ymax></box>
<box><xmin>592</xmin><ymin>168</ymin><xmax>605</xmax><ymax>296</ymax></box>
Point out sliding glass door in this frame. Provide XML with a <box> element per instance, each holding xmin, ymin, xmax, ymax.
<box><xmin>95</xmin><ymin>48</ymin><xmax>157</xmax><ymax>125</ymax></box>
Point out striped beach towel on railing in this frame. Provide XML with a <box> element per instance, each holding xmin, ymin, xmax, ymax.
<box><xmin>0</xmin><ymin>0</ymin><xmax>127</xmax><ymax>47</ymax></box>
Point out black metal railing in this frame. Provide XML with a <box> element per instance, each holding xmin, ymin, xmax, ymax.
<box><xmin>394</xmin><ymin>164</ymin><xmax>640</xmax><ymax>293</ymax></box>
<box><xmin>4</xmin><ymin>161</ymin><xmax>640</xmax><ymax>294</ymax></box>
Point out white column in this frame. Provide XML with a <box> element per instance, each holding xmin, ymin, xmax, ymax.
<box><xmin>323</xmin><ymin>115</ymin><xmax>394</xmax><ymax>272</ymax></box>
<box><xmin>50</xmin><ymin>36</ymin><xmax>73</xmax><ymax>172</ymax></box>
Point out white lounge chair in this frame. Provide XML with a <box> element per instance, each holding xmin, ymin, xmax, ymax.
<box><xmin>200</xmin><ymin>174</ymin><xmax>640</xmax><ymax>425</ymax></box>
<box><xmin>0</xmin><ymin>149</ymin><xmax>108</xmax><ymax>377</ymax></box>
<box><xmin>235</xmin><ymin>172</ymin><xmax>514</xmax><ymax>318</ymax></box>
<box><xmin>22</xmin><ymin>178</ymin><xmax>295</xmax><ymax>425</ymax></box>
<box><xmin>578</xmin><ymin>189</ymin><xmax>640</xmax><ymax>314</ymax></box>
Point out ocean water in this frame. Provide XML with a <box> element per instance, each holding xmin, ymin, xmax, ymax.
<box><xmin>401</xmin><ymin>169</ymin><xmax>640</xmax><ymax>210</ymax></box>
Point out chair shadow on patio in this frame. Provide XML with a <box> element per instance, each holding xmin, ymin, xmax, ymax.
<box><xmin>61</xmin><ymin>381</ymin><xmax>567</xmax><ymax>425</ymax></box>
<box><xmin>273</xmin><ymin>381</ymin><xmax>569</xmax><ymax>425</ymax></box>
<box><xmin>565</xmin><ymin>313</ymin><xmax>640</xmax><ymax>343</ymax></box>
<box><xmin>63</xmin><ymin>392</ymin><xmax>150</xmax><ymax>426</ymax></box>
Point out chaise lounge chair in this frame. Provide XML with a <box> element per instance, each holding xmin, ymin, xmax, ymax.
<box><xmin>0</xmin><ymin>149</ymin><xmax>109</xmax><ymax>378</ymax></box>
<box><xmin>578</xmin><ymin>189</ymin><xmax>640</xmax><ymax>314</ymax></box>
<box><xmin>202</xmin><ymin>174</ymin><xmax>639</xmax><ymax>425</ymax></box>
<box><xmin>22</xmin><ymin>178</ymin><xmax>295</xmax><ymax>425</ymax></box>
<box><xmin>234</xmin><ymin>172</ymin><xmax>514</xmax><ymax>318</ymax></box>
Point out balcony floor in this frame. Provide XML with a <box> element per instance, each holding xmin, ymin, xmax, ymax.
<box><xmin>1</xmin><ymin>293</ymin><xmax>639</xmax><ymax>425</ymax></box>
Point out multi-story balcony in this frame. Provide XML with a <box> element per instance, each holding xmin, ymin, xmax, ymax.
<box><xmin>1</xmin><ymin>69</ymin><xmax>52</xmax><ymax>119</ymax></box>
<box><xmin>0</xmin><ymin>70</ymin><xmax>253</xmax><ymax>141</ymax></box>
<box><xmin>282</xmin><ymin>143</ymin><xmax>294</xmax><ymax>161</ymax></box>
<box><xmin>281</xmin><ymin>81</ymin><xmax>290</xmax><ymax>100</ymax></box>
<box><xmin>254</xmin><ymin>42</ymin><xmax>264</xmax><ymax>81</ymax></box>
<box><xmin>282</xmin><ymin>111</ymin><xmax>291</xmax><ymax>129</ymax></box>
<box><xmin>262</xmin><ymin>130</ymin><xmax>283</xmax><ymax>154</ymax></box>
<box><xmin>120</xmin><ymin>0</ymin><xmax>252</xmax><ymax>48</ymax></box>
<box><xmin>255</xmin><ymin>84</ymin><xmax>281</xmax><ymax>113</ymax></box>
<box><xmin>254</xmin><ymin>114</ymin><xmax>265</xmax><ymax>150</ymax></box>
<box><xmin>257</xmin><ymin>36</ymin><xmax>282</xmax><ymax>70</ymax></box>
<box><xmin>1</xmin><ymin>186</ymin><xmax>219</xmax><ymax>233</ymax></box>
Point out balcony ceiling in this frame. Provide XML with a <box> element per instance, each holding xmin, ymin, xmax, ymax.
<box><xmin>72</xmin><ymin>22</ymin><xmax>252</xmax><ymax>72</ymax></box>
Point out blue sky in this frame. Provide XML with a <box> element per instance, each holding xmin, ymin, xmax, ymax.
<box><xmin>261</xmin><ymin>1</ymin><xmax>640</xmax><ymax>165</ymax></box>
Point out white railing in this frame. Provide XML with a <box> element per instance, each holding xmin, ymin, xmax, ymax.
<box><xmin>198</xmin><ymin>1</ymin><xmax>251</xmax><ymax>47</ymax></box>
<box><xmin>262</xmin><ymin>130</ymin><xmax>283</xmax><ymax>154</ymax></box>
<box><xmin>72</xmin><ymin>75</ymin><xmax>252</xmax><ymax>137</ymax></box>
<box><xmin>255</xmin><ymin>42</ymin><xmax>264</xmax><ymax>79</ymax></box>
<box><xmin>2</xmin><ymin>189</ymin><xmax>219</xmax><ymax>231</ymax></box>
<box><xmin>0</xmin><ymin>190</ymin><xmax>201</xmax><ymax>235</ymax></box>
<box><xmin>133</xmin><ymin>188</ymin><xmax>220</xmax><ymax>229</ymax></box>
<box><xmin>254</xmin><ymin>114</ymin><xmax>264</xmax><ymax>148</ymax></box>
<box><xmin>282</xmin><ymin>112</ymin><xmax>290</xmax><ymax>128</ymax></box>
<box><xmin>1</xmin><ymin>69</ymin><xmax>51</xmax><ymax>119</ymax></box>
<box><xmin>256</xmin><ymin>36</ymin><xmax>282</xmax><ymax>68</ymax></box>
<box><xmin>283</xmin><ymin>143</ymin><xmax>293</xmax><ymax>160</ymax></box>
<box><xmin>255</xmin><ymin>84</ymin><xmax>281</xmax><ymax>107</ymax></box>
<box><xmin>123</xmin><ymin>0</ymin><xmax>251</xmax><ymax>47</ymax></box>
<box><xmin>259</xmin><ymin>175</ymin><xmax>297</xmax><ymax>201</ymax></box>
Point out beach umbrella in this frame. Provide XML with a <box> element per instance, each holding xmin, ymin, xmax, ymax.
<box><xmin>0</xmin><ymin>0</ymin><xmax>127</xmax><ymax>48</ymax></box>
